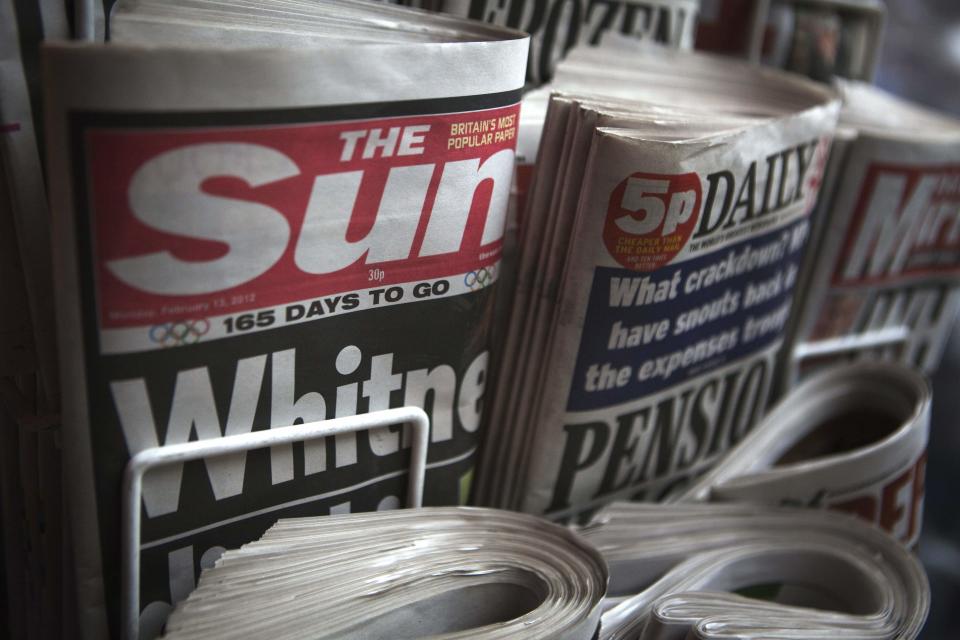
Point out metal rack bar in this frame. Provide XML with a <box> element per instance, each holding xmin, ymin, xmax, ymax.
<box><xmin>77</xmin><ymin>0</ymin><xmax>97</xmax><ymax>41</ymax></box>
<box><xmin>793</xmin><ymin>326</ymin><xmax>909</xmax><ymax>360</ymax></box>
<box><xmin>120</xmin><ymin>406</ymin><xmax>430</xmax><ymax>640</ymax></box>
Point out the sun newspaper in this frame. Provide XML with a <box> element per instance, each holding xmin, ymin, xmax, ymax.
<box><xmin>43</xmin><ymin>1</ymin><xmax>528</xmax><ymax>637</ymax></box>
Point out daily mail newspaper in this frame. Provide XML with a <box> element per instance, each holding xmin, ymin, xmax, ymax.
<box><xmin>787</xmin><ymin>80</ymin><xmax>960</xmax><ymax>383</ymax></box>
<box><xmin>679</xmin><ymin>361</ymin><xmax>930</xmax><ymax>548</ymax></box>
<box><xmin>42</xmin><ymin>1</ymin><xmax>527</xmax><ymax>637</ymax></box>
<box><xmin>480</xmin><ymin>44</ymin><xmax>839</xmax><ymax>518</ymax></box>
<box><xmin>435</xmin><ymin>0</ymin><xmax>699</xmax><ymax>84</ymax></box>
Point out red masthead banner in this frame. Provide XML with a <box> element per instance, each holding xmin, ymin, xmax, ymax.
<box><xmin>87</xmin><ymin>104</ymin><xmax>520</xmax><ymax>331</ymax></box>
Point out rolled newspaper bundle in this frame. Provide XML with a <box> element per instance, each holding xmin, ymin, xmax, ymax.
<box><xmin>160</xmin><ymin>507</ymin><xmax>608</xmax><ymax>639</ymax></box>
<box><xmin>581</xmin><ymin>502</ymin><xmax>929</xmax><ymax>640</ymax></box>
<box><xmin>677</xmin><ymin>361</ymin><xmax>929</xmax><ymax>547</ymax></box>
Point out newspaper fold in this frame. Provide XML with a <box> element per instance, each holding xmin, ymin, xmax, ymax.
<box><xmin>160</xmin><ymin>507</ymin><xmax>608</xmax><ymax>639</ymax></box>
<box><xmin>582</xmin><ymin>502</ymin><xmax>929</xmax><ymax>640</ymax></box>
<box><xmin>677</xmin><ymin>361</ymin><xmax>929</xmax><ymax>547</ymax></box>
<box><xmin>43</xmin><ymin>2</ymin><xmax>527</xmax><ymax>637</ymax></box>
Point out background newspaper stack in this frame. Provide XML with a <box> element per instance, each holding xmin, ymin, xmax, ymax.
<box><xmin>42</xmin><ymin>1</ymin><xmax>527</xmax><ymax>638</ymax></box>
<box><xmin>786</xmin><ymin>79</ymin><xmax>960</xmax><ymax>383</ymax></box>
<box><xmin>761</xmin><ymin>0</ymin><xmax>885</xmax><ymax>81</ymax></box>
<box><xmin>694</xmin><ymin>0</ymin><xmax>884</xmax><ymax>82</ymax></box>
<box><xmin>476</xmin><ymin>41</ymin><xmax>840</xmax><ymax>519</ymax></box>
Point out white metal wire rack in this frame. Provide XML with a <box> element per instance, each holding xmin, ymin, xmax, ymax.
<box><xmin>120</xmin><ymin>406</ymin><xmax>430</xmax><ymax>640</ymax></box>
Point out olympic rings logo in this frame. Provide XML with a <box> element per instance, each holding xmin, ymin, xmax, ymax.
<box><xmin>464</xmin><ymin>266</ymin><xmax>497</xmax><ymax>290</ymax></box>
<box><xmin>149</xmin><ymin>319</ymin><xmax>210</xmax><ymax>347</ymax></box>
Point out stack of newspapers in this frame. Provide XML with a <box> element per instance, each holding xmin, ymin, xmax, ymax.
<box><xmin>2</xmin><ymin>0</ymin><xmax>950</xmax><ymax>638</ymax></box>
<box><xmin>158</xmin><ymin>504</ymin><xmax>929</xmax><ymax>639</ymax></box>
<box><xmin>476</xmin><ymin>41</ymin><xmax>841</xmax><ymax>518</ymax></box>
<box><xmin>761</xmin><ymin>0</ymin><xmax>885</xmax><ymax>82</ymax></box>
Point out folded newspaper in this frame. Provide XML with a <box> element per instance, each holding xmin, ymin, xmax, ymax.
<box><xmin>43</xmin><ymin>1</ymin><xmax>527</xmax><ymax>637</ymax></box>
<box><xmin>477</xmin><ymin>42</ymin><xmax>841</xmax><ymax>518</ymax></box>
<box><xmin>583</xmin><ymin>501</ymin><xmax>929</xmax><ymax>640</ymax></box>
<box><xmin>787</xmin><ymin>79</ymin><xmax>960</xmax><ymax>381</ymax></box>
<box><xmin>678</xmin><ymin>361</ymin><xmax>930</xmax><ymax>547</ymax></box>
<box><xmin>160</xmin><ymin>507</ymin><xmax>608</xmax><ymax>639</ymax></box>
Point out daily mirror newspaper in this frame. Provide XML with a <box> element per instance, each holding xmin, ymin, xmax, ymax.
<box><xmin>478</xmin><ymin>44</ymin><xmax>840</xmax><ymax>519</ymax></box>
<box><xmin>43</xmin><ymin>1</ymin><xmax>528</xmax><ymax>637</ymax></box>
<box><xmin>787</xmin><ymin>80</ymin><xmax>960</xmax><ymax>383</ymax></box>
